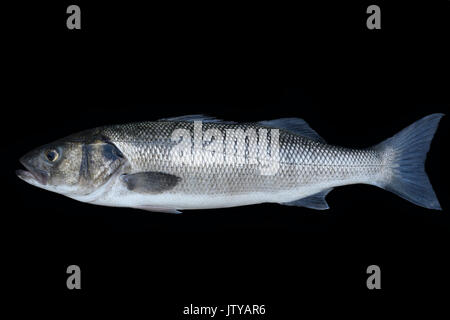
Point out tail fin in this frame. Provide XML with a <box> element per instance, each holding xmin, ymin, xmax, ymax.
<box><xmin>374</xmin><ymin>113</ymin><xmax>444</xmax><ymax>210</ymax></box>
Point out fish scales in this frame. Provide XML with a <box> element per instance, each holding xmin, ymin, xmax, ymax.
<box><xmin>101</xmin><ymin>121</ymin><xmax>383</xmax><ymax>196</ymax></box>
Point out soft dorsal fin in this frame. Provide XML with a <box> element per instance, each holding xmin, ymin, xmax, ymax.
<box><xmin>259</xmin><ymin>118</ymin><xmax>325</xmax><ymax>142</ymax></box>
<box><xmin>281</xmin><ymin>188</ymin><xmax>333</xmax><ymax>210</ymax></box>
<box><xmin>159</xmin><ymin>114</ymin><xmax>236</xmax><ymax>124</ymax></box>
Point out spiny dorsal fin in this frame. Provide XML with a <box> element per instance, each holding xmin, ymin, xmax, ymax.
<box><xmin>281</xmin><ymin>188</ymin><xmax>333</xmax><ymax>210</ymax></box>
<box><xmin>159</xmin><ymin>114</ymin><xmax>236</xmax><ymax>124</ymax></box>
<box><xmin>259</xmin><ymin>118</ymin><xmax>325</xmax><ymax>142</ymax></box>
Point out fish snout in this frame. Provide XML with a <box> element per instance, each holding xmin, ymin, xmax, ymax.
<box><xmin>17</xmin><ymin>152</ymin><xmax>49</xmax><ymax>185</ymax></box>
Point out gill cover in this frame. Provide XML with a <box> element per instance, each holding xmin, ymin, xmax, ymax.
<box><xmin>78</xmin><ymin>139</ymin><xmax>127</xmax><ymax>189</ymax></box>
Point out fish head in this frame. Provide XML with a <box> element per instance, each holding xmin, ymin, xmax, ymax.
<box><xmin>17</xmin><ymin>134</ymin><xmax>127</xmax><ymax>197</ymax></box>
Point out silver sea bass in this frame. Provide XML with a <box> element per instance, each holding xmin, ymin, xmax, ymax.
<box><xmin>17</xmin><ymin>114</ymin><xmax>443</xmax><ymax>213</ymax></box>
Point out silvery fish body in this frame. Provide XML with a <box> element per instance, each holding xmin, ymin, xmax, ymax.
<box><xmin>17</xmin><ymin>114</ymin><xmax>443</xmax><ymax>213</ymax></box>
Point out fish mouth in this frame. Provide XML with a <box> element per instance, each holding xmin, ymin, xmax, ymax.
<box><xmin>16</xmin><ymin>159</ymin><xmax>49</xmax><ymax>185</ymax></box>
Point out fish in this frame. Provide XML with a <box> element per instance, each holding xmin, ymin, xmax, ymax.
<box><xmin>16</xmin><ymin>113</ymin><xmax>443</xmax><ymax>213</ymax></box>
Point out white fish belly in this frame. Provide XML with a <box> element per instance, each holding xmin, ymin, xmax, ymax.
<box><xmin>84</xmin><ymin>175</ymin><xmax>371</xmax><ymax>210</ymax></box>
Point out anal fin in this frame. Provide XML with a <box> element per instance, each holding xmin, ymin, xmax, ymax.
<box><xmin>134</xmin><ymin>206</ymin><xmax>182</xmax><ymax>214</ymax></box>
<box><xmin>281</xmin><ymin>188</ymin><xmax>333</xmax><ymax>210</ymax></box>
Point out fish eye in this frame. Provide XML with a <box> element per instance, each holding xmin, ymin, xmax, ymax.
<box><xmin>45</xmin><ymin>149</ymin><xmax>59</xmax><ymax>162</ymax></box>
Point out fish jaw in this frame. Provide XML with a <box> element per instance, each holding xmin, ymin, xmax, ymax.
<box><xmin>16</xmin><ymin>158</ymin><xmax>79</xmax><ymax>196</ymax></box>
<box><xmin>16</xmin><ymin>166</ymin><xmax>48</xmax><ymax>186</ymax></box>
<box><xmin>16</xmin><ymin>169</ymin><xmax>43</xmax><ymax>187</ymax></box>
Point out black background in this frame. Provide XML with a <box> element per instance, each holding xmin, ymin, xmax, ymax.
<box><xmin>4</xmin><ymin>0</ymin><xmax>449</xmax><ymax>318</ymax></box>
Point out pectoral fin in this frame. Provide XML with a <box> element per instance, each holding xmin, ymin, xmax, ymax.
<box><xmin>121</xmin><ymin>172</ymin><xmax>181</xmax><ymax>194</ymax></box>
<box><xmin>281</xmin><ymin>188</ymin><xmax>333</xmax><ymax>210</ymax></box>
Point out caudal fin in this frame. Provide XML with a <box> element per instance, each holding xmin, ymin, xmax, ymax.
<box><xmin>374</xmin><ymin>113</ymin><xmax>444</xmax><ymax>210</ymax></box>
